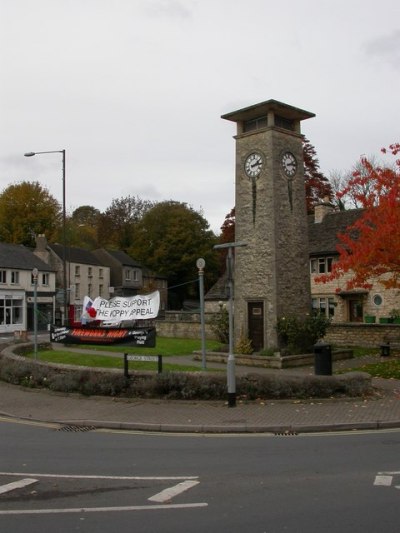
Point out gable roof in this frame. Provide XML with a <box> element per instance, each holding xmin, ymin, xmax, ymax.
<box><xmin>0</xmin><ymin>242</ymin><xmax>54</xmax><ymax>271</ymax></box>
<box><xmin>49</xmin><ymin>244</ymin><xmax>103</xmax><ymax>266</ymax></box>
<box><xmin>105</xmin><ymin>250</ymin><xmax>142</xmax><ymax>267</ymax></box>
<box><xmin>308</xmin><ymin>209</ymin><xmax>361</xmax><ymax>256</ymax></box>
<box><xmin>97</xmin><ymin>249</ymin><xmax>142</xmax><ymax>268</ymax></box>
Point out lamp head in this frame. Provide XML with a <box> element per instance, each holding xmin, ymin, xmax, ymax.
<box><xmin>24</xmin><ymin>152</ymin><xmax>36</xmax><ymax>157</ymax></box>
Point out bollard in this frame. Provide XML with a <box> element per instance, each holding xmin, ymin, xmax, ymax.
<box><xmin>380</xmin><ymin>344</ymin><xmax>391</xmax><ymax>357</ymax></box>
<box><xmin>314</xmin><ymin>342</ymin><xmax>332</xmax><ymax>375</ymax></box>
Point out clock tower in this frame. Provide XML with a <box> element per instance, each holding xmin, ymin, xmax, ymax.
<box><xmin>221</xmin><ymin>99</ymin><xmax>315</xmax><ymax>350</ymax></box>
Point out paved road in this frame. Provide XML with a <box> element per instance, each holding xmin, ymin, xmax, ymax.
<box><xmin>0</xmin><ymin>420</ymin><xmax>399</xmax><ymax>532</ymax></box>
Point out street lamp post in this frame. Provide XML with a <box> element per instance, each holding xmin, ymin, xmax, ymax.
<box><xmin>196</xmin><ymin>258</ymin><xmax>207</xmax><ymax>370</ymax></box>
<box><xmin>213</xmin><ymin>241</ymin><xmax>247</xmax><ymax>407</ymax></box>
<box><xmin>24</xmin><ymin>150</ymin><xmax>68</xmax><ymax>325</ymax></box>
<box><xmin>32</xmin><ymin>268</ymin><xmax>38</xmax><ymax>359</ymax></box>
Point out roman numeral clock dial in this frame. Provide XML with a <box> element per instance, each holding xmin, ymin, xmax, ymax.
<box><xmin>244</xmin><ymin>152</ymin><xmax>263</xmax><ymax>178</ymax></box>
<box><xmin>281</xmin><ymin>151</ymin><xmax>297</xmax><ymax>178</ymax></box>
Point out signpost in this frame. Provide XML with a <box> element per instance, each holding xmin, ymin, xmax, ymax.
<box><xmin>123</xmin><ymin>354</ymin><xmax>163</xmax><ymax>376</ymax></box>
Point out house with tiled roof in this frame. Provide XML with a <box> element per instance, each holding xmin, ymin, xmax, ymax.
<box><xmin>92</xmin><ymin>249</ymin><xmax>143</xmax><ymax>297</ymax></box>
<box><xmin>34</xmin><ymin>235</ymin><xmax>111</xmax><ymax>325</ymax></box>
<box><xmin>206</xmin><ymin>200</ymin><xmax>400</xmax><ymax>324</ymax></box>
<box><xmin>92</xmin><ymin>249</ymin><xmax>168</xmax><ymax>312</ymax></box>
<box><xmin>309</xmin><ymin>201</ymin><xmax>399</xmax><ymax>323</ymax></box>
<box><xmin>0</xmin><ymin>242</ymin><xmax>56</xmax><ymax>334</ymax></box>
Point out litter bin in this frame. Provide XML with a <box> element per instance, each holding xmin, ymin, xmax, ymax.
<box><xmin>314</xmin><ymin>342</ymin><xmax>332</xmax><ymax>375</ymax></box>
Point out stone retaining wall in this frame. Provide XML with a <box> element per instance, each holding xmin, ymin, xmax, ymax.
<box><xmin>156</xmin><ymin>312</ymin><xmax>218</xmax><ymax>340</ymax></box>
<box><xmin>325</xmin><ymin>323</ymin><xmax>400</xmax><ymax>347</ymax></box>
<box><xmin>157</xmin><ymin>313</ymin><xmax>400</xmax><ymax>347</ymax></box>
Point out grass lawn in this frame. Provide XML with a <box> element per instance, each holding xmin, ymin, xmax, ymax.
<box><xmin>338</xmin><ymin>346</ymin><xmax>400</xmax><ymax>379</ymax></box>
<box><xmin>61</xmin><ymin>337</ymin><xmax>223</xmax><ymax>357</ymax></box>
<box><xmin>351</xmin><ymin>358</ymin><xmax>400</xmax><ymax>380</ymax></box>
<box><xmin>25</xmin><ymin>350</ymin><xmax>202</xmax><ymax>372</ymax></box>
<box><xmin>26</xmin><ymin>337</ymin><xmax>224</xmax><ymax>372</ymax></box>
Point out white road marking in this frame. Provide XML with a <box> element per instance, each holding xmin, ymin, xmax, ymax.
<box><xmin>0</xmin><ymin>472</ymin><xmax>197</xmax><ymax>481</ymax></box>
<box><xmin>0</xmin><ymin>502</ymin><xmax>208</xmax><ymax>515</ymax></box>
<box><xmin>374</xmin><ymin>475</ymin><xmax>393</xmax><ymax>486</ymax></box>
<box><xmin>0</xmin><ymin>472</ymin><xmax>206</xmax><ymax>513</ymax></box>
<box><xmin>0</xmin><ymin>478</ymin><xmax>38</xmax><ymax>495</ymax></box>
<box><xmin>148</xmin><ymin>480</ymin><xmax>200</xmax><ymax>503</ymax></box>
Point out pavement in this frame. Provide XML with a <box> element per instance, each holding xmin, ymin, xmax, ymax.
<box><xmin>1</xmin><ymin>334</ymin><xmax>400</xmax><ymax>434</ymax></box>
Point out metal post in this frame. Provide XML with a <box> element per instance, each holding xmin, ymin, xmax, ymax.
<box><xmin>213</xmin><ymin>241</ymin><xmax>247</xmax><ymax>408</ymax></box>
<box><xmin>123</xmin><ymin>353</ymin><xmax>129</xmax><ymax>378</ymax></box>
<box><xmin>32</xmin><ymin>268</ymin><xmax>38</xmax><ymax>359</ymax></box>
<box><xmin>196</xmin><ymin>258</ymin><xmax>206</xmax><ymax>370</ymax></box>
<box><xmin>226</xmin><ymin>248</ymin><xmax>235</xmax><ymax>406</ymax></box>
<box><xmin>157</xmin><ymin>355</ymin><xmax>163</xmax><ymax>374</ymax></box>
<box><xmin>24</xmin><ymin>149</ymin><xmax>68</xmax><ymax>325</ymax></box>
<box><xmin>61</xmin><ymin>150</ymin><xmax>68</xmax><ymax>326</ymax></box>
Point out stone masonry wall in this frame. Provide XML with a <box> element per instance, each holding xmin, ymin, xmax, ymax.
<box><xmin>156</xmin><ymin>312</ymin><xmax>400</xmax><ymax>347</ymax></box>
<box><xmin>324</xmin><ymin>323</ymin><xmax>400</xmax><ymax>347</ymax></box>
<box><xmin>234</xmin><ymin>127</ymin><xmax>310</xmax><ymax>349</ymax></box>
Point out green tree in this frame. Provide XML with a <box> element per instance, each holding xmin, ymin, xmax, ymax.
<box><xmin>129</xmin><ymin>201</ymin><xmax>219</xmax><ymax>308</ymax></box>
<box><xmin>66</xmin><ymin>205</ymin><xmax>101</xmax><ymax>249</ymax></box>
<box><xmin>0</xmin><ymin>181</ymin><xmax>60</xmax><ymax>246</ymax></box>
<box><xmin>97</xmin><ymin>195</ymin><xmax>154</xmax><ymax>249</ymax></box>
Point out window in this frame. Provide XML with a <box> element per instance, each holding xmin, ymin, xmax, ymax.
<box><xmin>243</xmin><ymin>115</ymin><xmax>268</xmax><ymax>133</ymax></box>
<box><xmin>0</xmin><ymin>270</ymin><xmax>6</xmax><ymax>284</ymax></box>
<box><xmin>125</xmin><ymin>269</ymin><xmax>131</xmax><ymax>281</ymax></box>
<box><xmin>88</xmin><ymin>267</ymin><xmax>92</xmax><ymax>278</ymax></box>
<box><xmin>11</xmin><ymin>271</ymin><xmax>19</xmax><ymax>284</ymax></box>
<box><xmin>99</xmin><ymin>268</ymin><xmax>103</xmax><ymax>279</ymax></box>
<box><xmin>0</xmin><ymin>297</ymin><xmax>23</xmax><ymax>325</ymax></box>
<box><xmin>310</xmin><ymin>257</ymin><xmax>333</xmax><ymax>274</ymax></box>
<box><xmin>74</xmin><ymin>305</ymin><xmax>83</xmax><ymax>323</ymax></box>
<box><xmin>99</xmin><ymin>284</ymin><xmax>103</xmax><ymax>297</ymax></box>
<box><xmin>275</xmin><ymin>115</ymin><xmax>294</xmax><ymax>131</ymax></box>
<box><xmin>75</xmin><ymin>265</ymin><xmax>80</xmax><ymax>277</ymax></box>
<box><xmin>88</xmin><ymin>284</ymin><xmax>92</xmax><ymax>297</ymax></box>
<box><xmin>312</xmin><ymin>297</ymin><xmax>335</xmax><ymax>318</ymax></box>
<box><xmin>41</xmin><ymin>273</ymin><xmax>49</xmax><ymax>286</ymax></box>
<box><xmin>373</xmin><ymin>294</ymin><xmax>383</xmax><ymax>306</ymax></box>
<box><xmin>133</xmin><ymin>270</ymin><xmax>138</xmax><ymax>281</ymax></box>
<box><xmin>75</xmin><ymin>283</ymin><xmax>80</xmax><ymax>299</ymax></box>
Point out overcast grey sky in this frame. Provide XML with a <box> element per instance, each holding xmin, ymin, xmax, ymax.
<box><xmin>1</xmin><ymin>0</ymin><xmax>399</xmax><ymax>234</ymax></box>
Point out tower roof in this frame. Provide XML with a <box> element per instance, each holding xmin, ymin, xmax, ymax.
<box><xmin>221</xmin><ymin>99</ymin><xmax>315</xmax><ymax>123</ymax></box>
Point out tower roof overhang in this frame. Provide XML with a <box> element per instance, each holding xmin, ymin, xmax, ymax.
<box><xmin>221</xmin><ymin>99</ymin><xmax>315</xmax><ymax>123</ymax></box>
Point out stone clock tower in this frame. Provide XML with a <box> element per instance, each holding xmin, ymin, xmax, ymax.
<box><xmin>221</xmin><ymin>99</ymin><xmax>315</xmax><ymax>351</ymax></box>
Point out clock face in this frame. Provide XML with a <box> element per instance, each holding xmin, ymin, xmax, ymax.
<box><xmin>244</xmin><ymin>152</ymin><xmax>263</xmax><ymax>178</ymax></box>
<box><xmin>281</xmin><ymin>151</ymin><xmax>297</xmax><ymax>177</ymax></box>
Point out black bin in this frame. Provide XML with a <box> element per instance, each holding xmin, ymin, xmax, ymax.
<box><xmin>314</xmin><ymin>342</ymin><xmax>332</xmax><ymax>375</ymax></box>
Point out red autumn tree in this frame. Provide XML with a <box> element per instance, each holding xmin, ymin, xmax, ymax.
<box><xmin>316</xmin><ymin>143</ymin><xmax>400</xmax><ymax>289</ymax></box>
<box><xmin>217</xmin><ymin>207</ymin><xmax>236</xmax><ymax>273</ymax></box>
<box><xmin>303</xmin><ymin>137</ymin><xmax>333</xmax><ymax>213</ymax></box>
<box><xmin>220</xmin><ymin>207</ymin><xmax>235</xmax><ymax>244</ymax></box>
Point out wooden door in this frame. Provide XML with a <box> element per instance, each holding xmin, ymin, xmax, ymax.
<box><xmin>248</xmin><ymin>301</ymin><xmax>264</xmax><ymax>352</ymax></box>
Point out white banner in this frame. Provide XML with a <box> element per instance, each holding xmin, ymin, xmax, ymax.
<box><xmin>82</xmin><ymin>291</ymin><xmax>160</xmax><ymax>323</ymax></box>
